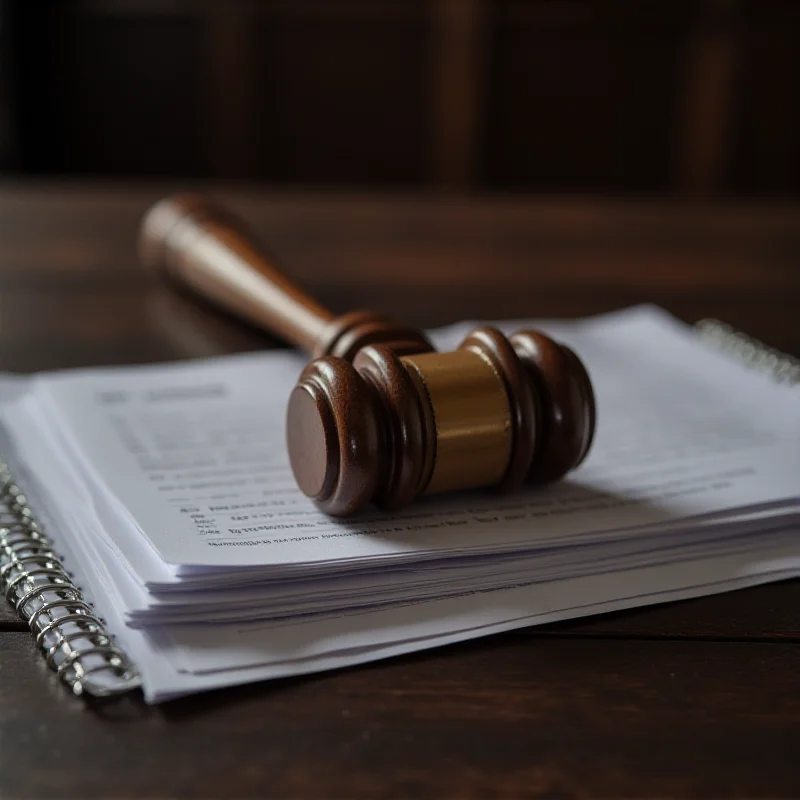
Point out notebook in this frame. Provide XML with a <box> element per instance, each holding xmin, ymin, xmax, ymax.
<box><xmin>1</xmin><ymin>306</ymin><xmax>797</xmax><ymax>702</ymax></box>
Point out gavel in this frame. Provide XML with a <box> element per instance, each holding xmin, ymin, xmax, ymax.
<box><xmin>139</xmin><ymin>196</ymin><xmax>596</xmax><ymax>516</ymax></box>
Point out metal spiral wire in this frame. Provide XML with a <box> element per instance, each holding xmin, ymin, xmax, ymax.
<box><xmin>0</xmin><ymin>460</ymin><xmax>141</xmax><ymax>698</ymax></box>
<box><xmin>694</xmin><ymin>319</ymin><xmax>800</xmax><ymax>386</ymax></box>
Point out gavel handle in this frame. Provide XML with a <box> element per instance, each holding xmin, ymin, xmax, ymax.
<box><xmin>139</xmin><ymin>195</ymin><xmax>334</xmax><ymax>356</ymax></box>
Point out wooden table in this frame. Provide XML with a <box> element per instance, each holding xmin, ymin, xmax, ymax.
<box><xmin>1</xmin><ymin>184</ymin><xmax>798</xmax><ymax>798</ymax></box>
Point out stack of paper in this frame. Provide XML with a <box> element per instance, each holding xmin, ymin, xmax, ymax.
<box><xmin>1</xmin><ymin>306</ymin><xmax>797</xmax><ymax>702</ymax></box>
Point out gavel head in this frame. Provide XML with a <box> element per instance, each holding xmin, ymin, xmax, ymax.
<box><xmin>287</xmin><ymin>326</ymin><xmax>595</xmax><ymax>516</ymax></box>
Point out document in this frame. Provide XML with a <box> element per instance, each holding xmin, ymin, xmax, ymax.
<box><xmin>1</xmin><ymin>305</ymin><xmax>796</xmax><ymax>702</ymax></box>
<box><xmin>34</xmin><ymin>307</ymin><xmax>799</xmax><ymax>569</ymax></box>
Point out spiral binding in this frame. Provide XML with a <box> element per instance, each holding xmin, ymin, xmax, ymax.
<box><xmin>0</xmin><ymin>459</ymin><xmax>141</xmax><ymax>698</ymax></box>
<box><xmin>694</xmin><ymin>319</ymin><xmax>800</xmax><ymax>386</ymax></box>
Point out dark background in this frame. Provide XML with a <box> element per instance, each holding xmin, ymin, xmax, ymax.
<box><xmin>1</xmin><ymin>0</ymin><xmax>799</xmax><ymax>197</ymax></box>
<box><xmin>0</xmin><ymin>7</ymin><xmax>799</xmax><ymax>796</ymax></box>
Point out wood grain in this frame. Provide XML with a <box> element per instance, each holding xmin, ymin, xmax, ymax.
<box><xmin>0</xmin><ymin>184</ymin><xmax>797</xmax><ymax>797</ymax></box>
<box><xmin>12</xmin><ymin>3</ymin><xmax>800</xmax><ymax>196</ymax></box>
<box><xmin>2</xmin><ymin>632</ymin><xmax>799</xmax><ymax>798</ymax></box>
<box><xmin>0</xmin><ymin>185</ymin><xmax>798</xmax><ymax>370</ymax></box>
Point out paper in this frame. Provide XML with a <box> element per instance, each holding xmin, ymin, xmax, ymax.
<box><xmin>0</xmin><ymin>305</ymin><xmax>796</xmax><ymax>703</ymax></box>
<box><xmin>33</xmin><ymin>307</ymin><xmax>800</xmax><ymax>571</ymax></box>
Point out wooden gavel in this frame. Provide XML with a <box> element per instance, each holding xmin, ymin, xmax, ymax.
<box><xmin>139</xmin><ymin>196</ymin><xmax>596</xmax><ymax>516</ymax></box>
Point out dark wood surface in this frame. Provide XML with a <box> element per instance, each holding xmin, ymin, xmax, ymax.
<box><xmin>9</xmin><ymin>2</ymin><xmax>800</xmax><ymax>198</ymax></box>
<box><xmin>0</xmin><ymin>184</ymin><xmax>798</xmax><ymax>798</ymax></box>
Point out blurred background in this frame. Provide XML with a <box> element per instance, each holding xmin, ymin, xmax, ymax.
<box><xmin>1</xmin><ymin>0</ymin><xmax>798</xmax><ymax>198</ymax></box>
